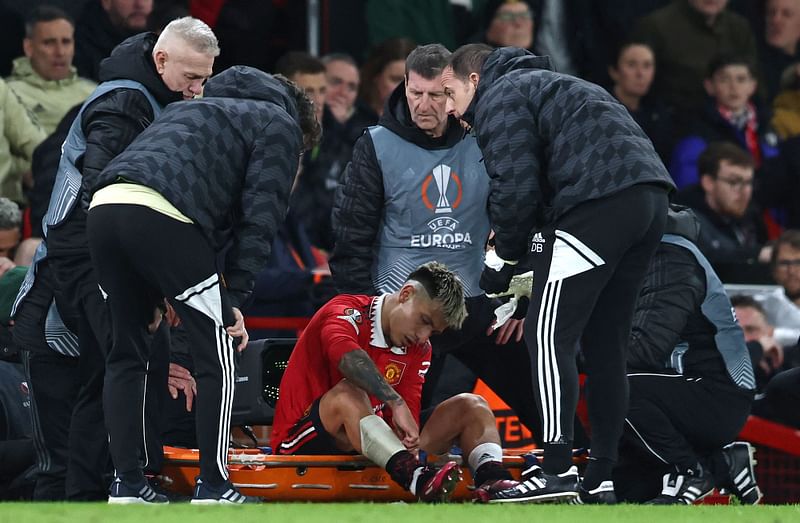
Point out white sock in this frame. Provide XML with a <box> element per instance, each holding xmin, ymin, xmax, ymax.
<box><xmin>408</xmin><ymin>466</ymin><xmax>425</xmax><ymax>495</ymax></box>
<box><xmin>468</xmin><ymin>442</ymin><xmax>503</xmax><ymax>472</ymax></box>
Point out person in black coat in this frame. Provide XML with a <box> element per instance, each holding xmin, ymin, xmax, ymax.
<box><xmin>86</xmin><ymin>65</ymin><xmax>320</xmax><ymax>504</ymax></box>
<box><xmin>441</xmin><ymin>44</ymin><xmax>674</xmax><ymax>503</ymax></box>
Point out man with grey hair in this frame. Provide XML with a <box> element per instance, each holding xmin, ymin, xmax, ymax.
<box><xmin>0</xmin><ymin>197</ymin><xmax>21</xmax><ymax>261</ymax></box>
<box><xmin>12</xmin><ymin>16</ymin><xmax>218</xmax><ymax>502</ymax></box>
<box><xmin>331</xmin><ymin>43</ymin><xmax>541</xmax><ymax>450</ymax></box>
<box><xmin>272</xmin><ymin>261</ymin><xmax>523</xmax><ymax>502</ymax></box>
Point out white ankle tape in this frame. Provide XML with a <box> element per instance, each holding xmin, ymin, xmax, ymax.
<box><xmin>359</xmin><ymin>414</ymin><xmax>406</xmax><ymax>468</ymax></box>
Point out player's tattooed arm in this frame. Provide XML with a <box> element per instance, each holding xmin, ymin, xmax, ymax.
<box><xmin>338</xmin><ymin>349</ymin><xmax>403</xmax><ymax>404</ymax></box>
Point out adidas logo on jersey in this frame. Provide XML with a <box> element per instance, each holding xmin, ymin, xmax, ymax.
<box><xmin>530</xmin><ymin>232</ymin><xmax>546</xmax><ymax>253</ymax></box>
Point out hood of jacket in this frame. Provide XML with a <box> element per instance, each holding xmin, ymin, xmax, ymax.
<box><xmin>98</xmin><ymin>32</ymin><xmax>182</xmax><ymax>106</ymax></box>
<box><xmin>203</xmin><ymin>66</ymin><xmax>299</xmax><ymax>121</ymax></box>
<box><xmin>378</xmin><ymin>80</ymin><xmax>465</xmax><ymax>149</ymax></box>
<box><xmin>665</xmin><ymin>204</ymin><xmax>701</xmax><ymax>242</ymax></box>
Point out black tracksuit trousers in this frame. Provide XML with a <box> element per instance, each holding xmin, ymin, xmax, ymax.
<box><xmin>88</xmin><ymin>204</ymin><xmax>237</xmax><ymax>487</ymax></box>
<box><xmin>523</xmin><ymin>184</ymin><xmax>669</xmax><ymax>483</ymax></box>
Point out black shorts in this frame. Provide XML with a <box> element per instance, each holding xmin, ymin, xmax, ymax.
<box><xmin>275</xmin><ymin>398</ymin><xmax>353</xmax><ymax>455</ymax></box>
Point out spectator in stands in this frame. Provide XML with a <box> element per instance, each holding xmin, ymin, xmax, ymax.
<box><xmin>359</xmin><ymin>37</ymin><xmax>416</xmax><ymax>118</ymax></box>
<box><xmin>7</xmin><ymin>6</ymin><xmax>95</xmax><ymax>136</ymax></box>
<box><xmin>0</xmin><ymin>3</ymin><xmax>24</xmax><ymax>77</ymax></box>
<box><xmin>731</xmin><ymin>294</ymin><xmax>796</xmax><ymax>388</ymax></box>
<box><xmin>674</xmin><ymin>143</ymin><xmax>770</xmax><ymax>271</ymax></box>
<box><xmin>631</xmin><ymin>0</ymin><xmax>758</xmax><ymax>122</ymax></box>
<box><xmin>670</xmin><ymin>54</ymin><xmax>779</xmax><ymax>189</ymax></box>
<box><xmin>271</xmin><ymin>261</ymin><xmax>522</xmax><ymax>503</ymax></box>
<box><xmin>477</xmin><ymin>0</ymin><xmax>536</xmax><ymax>51</ymax></box>
<box><xmin>0</xmin><ymin>78</ymin><xmax>46</xmax><ymax>203</ymax></box>
<box><xmin>760</xmin><ymin>0</ymin><xmax>800</xmax><ymax>104</ymax></box>
<box><xmin>771</xmin><ymin>63</ymin><xmax>800</xmax><ymax>139</ymax></box>
<box><xmin>74</xmin><ymin>0</ymin><xmax>154</xmax><ymax>81</ymax></box>
<box><xmin>772</xmin><ymin>229</ymin><xmax>800</xmax><ymax>307</ymax></box>
<box><xmin>608</xmin><ymin>41</ymin><xmax>675</xmax><ymax>165</ymax></box>
<box><xmin>275</xmin><ymin>51</ymin><xmax>326</xmax><ymax>123</ymax></box>
<box><xmin>323</xmin><ymin>53</ymin><xmax>377</xmax><ymax>141</ymax></box>
<box><xmin>615</xmin><ymin>205</ymin><xmax>761</xmax><ymax>505</ymax></box>
<box><xmin>0</xmin><ymin>199</ymin><xmax>21</xmax><ymax>263</ymax></box>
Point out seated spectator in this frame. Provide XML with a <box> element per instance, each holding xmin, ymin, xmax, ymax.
<box><xmin>0</xmin><ymin>78</ymin><xmax>46</xmax><ymax>203</ymax></box>
<box><xmin>670</xmin><ymin>54</ymin><xmax>779</xmax><ymax>188</ymax></box>
<box><xmin>772</xmin><ymin>229</ymin><xmax>800</xmax><ymax>307</ymax></box>
<box><xmin>323</xmin><ymin>53</ymin><xmax>378</xmax><ymax>145</ymax></box>
<box><xmin>475</xmin><ymin>0</ymin><xmax>535</xmax><ymax>51</ymax></box>
<box><xmin>760</xmin><ymin>0</ymin><xmax>800</xmax><ymax>105</ymax></box>
<box><xmin>74</xmin><ymin>0</ymin><xmax>153</xmax><ymax>81</ymax></box>
<box><xmin>6</xmin><ymin>6</ymin><xmax>95</xmax><ymax>137</ymax></box>
<box><xmin>731</xmin><ymin>294</ymin><xmax>799</xmax><ymax>389</ymax></box>
<box><xmin>608</xmin><ymin>41</ymin><xmax>675</xmax><ymax>165</ymax></box>
<box><xmin>0</xmin><ymin>199</ymin><xmax>21</xmax><ymax>263</ymax></box>
<box><xmin>631</xmin><ymin>0</ymin><xmax>758</xmax><ymax>120</ymax></box>
<box><xmin>359</xmin><ymin>37</ymin><xmax>415</xmax><ymax>117</ymax></box>
<box><xmin>674</xmin><ymin>142</ymin><xmax>770</xmax><ymax>275</ymax></box>
<box><xmin>771</xmin><ymin>63</ymin><xmax>800</xmax><ymax>139</ymax></box>
<box><xmin>615</xmin><ymin>205</ymin><xmax>761</xmax><ymax>505</ymax></box>
<box><xmin>270</xmin><ymin>262</ymin><xmax>522</xmax><ymax>503</ymax></box>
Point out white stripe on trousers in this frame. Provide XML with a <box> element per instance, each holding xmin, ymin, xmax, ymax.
<box><xmin>215</xmin><ymin>325</ymin><xmax>235</xmax><ymax>480</ymax></box>
<box><xmin>537</xmin><ymin>279</ymin><xmax>563</xmax><ymax>442</ymax></box>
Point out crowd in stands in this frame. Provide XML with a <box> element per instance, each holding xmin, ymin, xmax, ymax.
<box><xmin>0</xmin><ymin>0</ymin><xmax>798</xmax><ymax>502</ymax></box>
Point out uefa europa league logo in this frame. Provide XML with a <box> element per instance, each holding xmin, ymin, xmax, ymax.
<box><xmin>433</xmin><ymin>164</ymin><xmax>452</xmax><ymax>214</ymax></box>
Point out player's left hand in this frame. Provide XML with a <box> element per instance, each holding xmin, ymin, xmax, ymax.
<box><xmin>226</xmin><ymin>307</ymin><xmax>249</xmax><ymax>351</ymax></box>
<box><xmin>388</xmin><ymin>399</ymin><xmax>420</xmax><ymax>450</ymax></box>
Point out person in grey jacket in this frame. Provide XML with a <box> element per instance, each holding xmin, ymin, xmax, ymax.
<box><xmin>86</xmin><ymin>65</ymin><xmax>320</xmax><ymax>504</ymax></box>
<box><xmin>441</xmin><ymin>44</ymin><xmax>675</xmax><ymax>503</ymax></box>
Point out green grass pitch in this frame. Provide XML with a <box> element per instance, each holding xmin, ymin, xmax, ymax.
<box><xmin>0</xmin><ymin>503</ymin><xmax>798</xmax><ymax>523</ymax></box>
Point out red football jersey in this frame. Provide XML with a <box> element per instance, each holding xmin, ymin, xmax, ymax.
<box><xmin>270</xmin><ymin>294</ymin><xmax>431</xmax><ymax>448</ymax></box>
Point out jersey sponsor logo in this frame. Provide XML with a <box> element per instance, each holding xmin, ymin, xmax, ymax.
<box><xmin>336</xmin><ymin>307</ymin><xmax>363</xmax><ymax>334</ymax></box>
<box><xmin>384</xmin><ymin>360</ymin><xmax>407</xmax><ymax>385</ymax></box>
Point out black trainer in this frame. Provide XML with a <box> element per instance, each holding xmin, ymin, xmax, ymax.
<box><xmin>108</xmin><ymin>475</ymin><xmax>169</xmax><ymax>504</ymax></box>
<box><xmin>489</xmin><ymin>465</ymin><xmax>579</xmax><ymax>503</ymax></box>
<box><xmin>646</xmin><ymin>471</ymin><xmax>714</xmax><ymax>505</ymax></box>
<box><xmin>191</xmin><ymin>477</ymin><xmax>261</xmax><ymax>504</ymax></box>
<box><xmin>573</xmin><ymin>480</ymin><xmax>617</xmax><ymax>504</ymax></box>
<box><xmin>721</xmin><ymin>442</ymin><xmax>763</xmax><ymax>505</ymax></box>
<box><xmin>473</xmin><ymin>478</ymin><xmax>521</xmax><ymax>503</ymax></box>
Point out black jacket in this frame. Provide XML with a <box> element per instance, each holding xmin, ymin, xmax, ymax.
<box><xmin>330</xmin><ymin>81</ymin><xmax>466</xmax><ymax>294</ymax></box>
<box><xmin>47</xmin><ymin>32</ymin><xmax>182</xmax><ymax>256</ymax></box>
<box><xmin>290</xmin><ymin>103</ymin><xmax>376</xmax><ymax>251</ymax></box>
<box><xmin>466</xmin><ymin>47</ymin><xmax>675</xmax><ymax>262</ymax></box>
<box><xmin>92</xmin><ymin>66</ymin><xmax>303</xmax><ymax>307</ymax></box>
<box><xmin>628</xmin><ymin>207</ymin><xmax>735</xmax><ymax>382</ymax></box>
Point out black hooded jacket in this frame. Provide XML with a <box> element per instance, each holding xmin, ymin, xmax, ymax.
<box><xmin>628</xmin><ymin>207</ymin><xmax>742</xmax><ymax>382</ymax></box>
<box><xmin>330</xmin><ymin>81</ymin><xmax>467</xmax><ymax>294</ymax></box>
<box><xmin>466</xmin><ymin>47</ymin><xmax>675</xmax><ymax>262</ymax></box>
<box><xmin>47</xmin><ymin>32</ymin><xmax>182</xmax><ymax>256</ymax></box>
<box><xmin>73</xmin><ymin>0</ymin><xmax>136</xmax><ymax>82</ymax></box>
<box><xmin>90</xmin><ymin>66</ymin><xmax>304</xmax><ymax>307</ymax></box>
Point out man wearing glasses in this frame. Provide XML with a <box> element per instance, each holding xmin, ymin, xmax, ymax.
<box><xmin>675</xmin><ymin>141</ymin><xmax>771</xmax><ymax>271</ymax></box>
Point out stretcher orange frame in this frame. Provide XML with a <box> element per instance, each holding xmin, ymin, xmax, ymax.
<box><xmin>161</xmin><ymin>447</ymin><xmax>539</xmax><ymax>502</ymax></box>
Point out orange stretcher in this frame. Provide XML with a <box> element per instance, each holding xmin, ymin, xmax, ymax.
<box><xmin>160</xmin><ymin>447</ymin><xmax>541</xmax><ymax>502</ymax></box>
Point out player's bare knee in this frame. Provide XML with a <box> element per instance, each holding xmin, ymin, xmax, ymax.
<box><xmin>326</xmin><ymin>380</ymin><xmax>371</xmax><ymax>410</ymax></box>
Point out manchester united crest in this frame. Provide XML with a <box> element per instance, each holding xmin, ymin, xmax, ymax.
<box><xmin>384</xmin><ymin>360</ymin><xmax>407</xmax><ymax>385</ymax></box>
